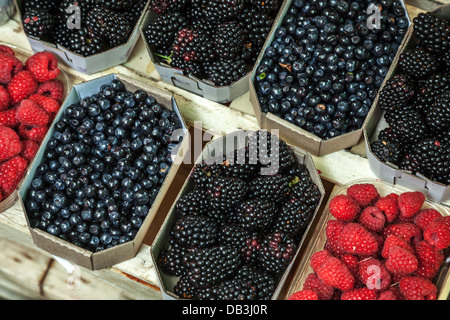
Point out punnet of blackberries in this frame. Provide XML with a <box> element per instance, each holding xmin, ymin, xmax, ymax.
<box><xmin>25</xmin><ymin>79</ymin><xmax>184</xmax><ymax>252</ymax></box>
<box><xmin>370</xmin><ymin>12</ymin><xmax>450</xmax><ymax>186</ymax></box>
<box><xmin>254</xmin><ymin>0</ymin><xmax>410</xmax><ymax>141</ymax></box>
<box><xmin>22</xmin><ymin>0</ymin><xmax>148</xmax><ymax>56</ymax></box>
<box><xmin>144</xmin><ymin>0</ymin><xmax>282</xmax><ymax>86</ymax></box>
<box><xmin>157</xmin><ymin>130</ymin><xmax>322</xmax><ymax>300</ymax></box>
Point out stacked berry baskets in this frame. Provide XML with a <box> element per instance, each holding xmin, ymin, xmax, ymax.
<box><xmin>364</xmin><ymin>5</ymin><xmax>450</xmax><ymax>203</ymax></box>
<box><xmin>18</xmin><ymin>74</ymin><xmax>189</xmax><ymax>270</ymax></box>
<box><xmin>151</xmin><ymin>130</ymin><xmax>325</xmax><ymax>300</ymax></box>
<box><xmin>15</xmin><ymin>0</ymin><xmax>150</xmax><ymax>74</ymax></box>
<box><xmin>140</xmin><ymin>0</ymin><xmax>284</xmax><ymax>103</ymax></box>
<box><xmin>249</xmin><ymin>0</ymin><xmax>411</xmax><ymax>156</ymax></box>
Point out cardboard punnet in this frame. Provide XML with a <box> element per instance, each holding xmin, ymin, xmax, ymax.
<box><xmin>150</xmin><ymin>131</ymin><xmax>326</xmax><ymax>300</ymax></box>
<box><xmin>18</xmin><ymin>73</ymin><xmax>190</xmax><ymax>270</ymax></box>
<box><xmin>249</xmin><ymin>0</ymin><xmax>411</xmax><ymax>157</ymax></box>
<box><xmin>363</xmin><ymin>4</ymin><xmax>450</xmax><ymax>203</ymax></box>
<box><xmin>139</xmin><ymin>3</ymin><xmax>287</xmax><ymax>104</ymax></box>
<box><xmin>14</xmin><ymin>0</ymin><xmax>149</xmax><ymax>74</ymax></box>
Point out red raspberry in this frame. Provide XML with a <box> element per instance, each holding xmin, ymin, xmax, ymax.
<box><xmin>36</xmin><ymin>79</ymin><xmax>64</xmax><ymax>102</ymax></box>
<box><xmin>329</xmin><ymin>194</ymin><xmax>360</xmax><ymax>222</ymax></box>
<box><xmin>383</xmin><ymin>222</ymin><xmax>422</xmax><ymax>243</ymax></box>
<box><xmin>423</xmin><ymin>216</ymin><xmax>450</xmax><ymax>250</ymax></box>
<box><xmin>0</xmin><ymin>45</ymin><xmax>15</xmax><ymax>57</ymax></box>
<box><xmin>25</xmin><ymin>52</ymin><xmax>60</xmax><ymax>83</ymax></box>
<box><xmin>378</xmin><ymin>288</ymin><xmax>402</xmax><ymax>300</ymax></box>
<box><xmin>0</xmin><ymin>52</ymin><xmax>23</xmax><ymax>85</ymax></box>
<box><xmin>302</xmin><ymin>272</ymin><xmax>335</xmax><ymax>300</ymax></box>
<box><xmin>16</xmin><ymin>99</ymin><xmax>49</xmax><ymax>127</ymax></box>
<box><xmin>375</xmin><ymin>196</ymin><xmax>399</xmax><ymax>223</ymax></box>
<box><xmin>20</xmin><ymin>139</ymin><xmax>39</xmax><ymax>161</ymax></box>
<box><xmin>346</xmin><ymin>183</ymin><xmax>380</xmax><ymax>207</ymax></box>
<box><xmin>0</xmin><ymin>155</ymin><xmax>28</xmax><ymax>196</ymax></box>
<box><xmin>17</xmin><ymin>125</ymin><xmax>48</xmax><ymax>143</ymax></box>
<box><xmin>288</xmin><ymin>289</ymin><xmax>319</xmax><ymax>300</ymax></box>
<box><xmin>28</xmin><ymin>94</ymin><xmax>60</xmax><ymax>114</ymax></box>
<box><xmin>413</xmin><ymin>209</ymin><xmax>442</xmax><ymax>231</ymax></box>
<box><xmin>358</xmin><ymin>206</ymin><xmax>385</xmax><ymax>232</ymax></box>
<box><xmin>7</xmin><ymin>70</ymin><xmax>38</xmax><ymax>104</ymax></box>
<box><xmin>340</xmin><ymin>287</ymin><xmax>377</xmax><ymax>300</ymax></box>
<box><xmin>399</xmin><ymin>276</ymin><xmax>437</xmax><ymax>300</ymax></box>
<box><xmin>0</xmin><ymin>126</ymin><xmax>22</xmax><ymax>162</ymax></box>
<box><xmin>385</xmin><ymin>245</ymin><xmax>418</xmax><ymax>275</ymax></box>
<box><xmin>310</xmin><ymin>249</ymin><xmax>333</xmax><ymax>273</ymax></box>
<box><xmin>316</xmin><ymin>256</ymin><xmax>355</xmax><ymax>291</ymax></box>
<box><xmin>358</xmin><ymin>257</ymin><xmax>391</xmax><ymax>291</ymax></box>
<box><xmin>0</xmin><ymin>85</ymin><xmax>11</xmax><ymax>111</ymax></box>
<box><xmin>337</xmin><ymin>223</ymin><xmax>379</xmax><ymax>256</ymax></box>
<box><xmin>325</xmin><ymin>219</ymin><xmax>346</xmax><ymax>256</ymax></box>
<box><xmin>381</xmin><ymin>235</ymin><xmax>414</xmax><ymax>259</ymax></box>
<box><xmin>0</xmin><ymin>109</ymin><xmax>19</xmax><ymax>128</ymax></box>
<box><xmin>398</xmin><ymin>191</ymin><xmax>426</xmax><ymax>218</ymax></box>
<box><xmin>340</xmin><ymin>254</ymin><xmax>359</xmax><ymax>277</ymax></box>
<box><xmin>414</xmin><ymin>240</ymin><xmax>444</xmax><ymax>279</ymax></box>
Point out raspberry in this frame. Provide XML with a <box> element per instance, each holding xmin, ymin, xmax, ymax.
<box><xmin>378</xmin><ymin>288</ymin><xmax>401</xmax><ymax>300</ymax></box>
<box><xmin>20</xmin><ymin>140</ymin><xmax>39</xmax><ymax>161</ymax></box>
<box><xmin>0</xmin><ymin>126</ymin><xmax>22</xmax><ymax>162</ymax></box>
<box><xmin>414</xmin><ymin>240</ymin><xmax>444</xmax><ymax>279</ymax></box>
<box><xmin>325</xmin><ymin>219</ymin><xmax>346</xmax><ymax>256</ymax></box>
<box><xmin>329</xmin><ymin>195</ymin><xmax>360</xmax><ymax>222</ymax></box>
<box><xmin>36</xmin><ymin>79</ymin><xmax>64</xmax><ymax>102</ymax></box>
<box><xmin>0</xmin><ymin>45</ymin><xmax>15</xmax><ymax>57</ymax></box>
<box><xmin>381</xmin><ymin>235</ymin><xmax>414</xmax><ymax>259</ymax></box>
<box><xmin>7</xmin><ymin>70</ymin><xmax>38</xmax><ymax>104</ymax></box>
<box><xmin>398</xmin><ymin>191</ymin><xmax>426</xmax><ymax>218</ymax></box>
<box><xmin>383</xmin><ymin>222</ymin><xmax>422</xmax><ymax>243</ymax></box>
<box><xmin>375</xmin><ymin>196</ymin><xmax>399</xmax><ymax>223</ymax></box>
<box><xmin>28</xmin><ymin>94</ymin><xmax>60</xmax><ymax>114</ymax></box>
<box><xmin>17</xmin><ymin>125</ymin><xmax>48</xmax><ymax>143</ymax></box>
<box><xmin>25</xmin><ymin>52</ymin><xmax>60</xmax><ymax>83</ymax></box>
<box><xmin>385</xmin><ymin>246</ymin><xmax>418</xmax><ymax>275</ymax></box>
<box><xmin>358</xmin><ymin>206</ymin><xmax>386</xmax><ymax>232</ymax></box>
<box><xmin>0</xmin><ymin>86</ymin><xmax>11</xmax><ymax>111</ymax></box>
<box><xmin>346</xmin><ymin>183</ymin><xmax>380</xmax><ymax>207</ymax></box>
<box><xmin>302</xmin><ymin>272</ymin><xmax>335</xmax><ymax>300</ymax></box>
<box><xmin>16</xmin><ymin>99</ymin><xmax>49</xmax><ymax>127</ymax></box>
<box><xmin>0</xmin><ymin>109</ymin><xmax>19</xmax><ymax>128</ymax></box>
<box><xmin>340</xmin><ymin>254</ymin><xmax>359</xmax><ymax>277</ymax></box>
<box><xmin>413</xmin><ymin>209</ymin><xmax>442</xmax><ymax>231</ymax></box>
<box><xmin>310</xmin><ymin>249</ymin><xmax>333</xmax><ymax>273</ymax></box>
<box><xmin>337</xmin><ymin>223</ymin><xmax>379</xmax><ymax>256</ymax></box>
<box><xmin>0</xmin><ymin>155</ymin><xmax>28</xmax><ymax>196</ymax></box>
<box><xmin>340</xmin><ymin>287</ymin><xmax>377</xmax><ymax>300</ymax></box>
<box><xmin>0</xmin><ymin>52</ymin><xmax>23</xmax><ymax>85</ymax></box>
<box><xmin>358</xmin><ymin>257</ymin><xmax>391</xmax><ymax>291</ymax></box>
<box><xmin>288</xmin><ymin>289</ymin><xmax>319</xmax><ymax>300</ymax></box>
<box><xmin>399</xmin><ymin>276</ymin><xmax>437</xmax><ymax>300</ymax></box>
<box><xmin>423</xmin><ymin>217</ymin><xmax>450</xmax><ymax>250</ymax></box>
<box><xmin>316</xmin><ymin>256</ymin><xmax>355</xmax><ymax>291</ymax></box>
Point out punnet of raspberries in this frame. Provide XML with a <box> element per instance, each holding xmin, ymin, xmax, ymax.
<box><xmin>0</xmin><ymin>45</ymin><xmax>63</xmax><ymax>203</ymax></box>
<box><xmin>288</xmin><ymin>183</ymin><xmax>450</xmax><ymax>301</ymax></box>
<box><xmin>157</xmin><ymin>130</ymin><xmax>323</xmax><ymax>300</ymax></box>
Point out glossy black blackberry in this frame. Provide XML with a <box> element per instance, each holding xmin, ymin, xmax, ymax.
<box><xmin>95</xmin><ymin>0</ymin><xmax>133</xmax><ymax>10</ymax></box>
<box><xmin>170</xmin><ymin>55</ymin><xmax>204</xmax><ymax>79</ymax></box>
<box><xmin>399</xmin><ymin>153</ymin><xmax>422</xmax><ymax>173</ymax></box>
<box><xmin>203</xmin><ymin>0</ymin><xmax>245</xmax><ymax>22</ymax></box>
<box><xmin>221</xmin><ymin>148</ymin><xmax>260</xmax><ymax>181</ymax></box>
<box><xmin>378</xmin><ymin>74</ymin><xmax>415</xmax><ymax>112</ymax></box>
<box><xmin>218</xmin><ymin>224</ymin><xmax>260</xmax><ymax>264</ymax></box>
<box><xmin>174</xmin><ymin>276</ymin><xmax>199</xmax><ymax>299</ymax></box>
<box><xmin>230</xmin><ymin>199</ymin><xmax>278</xmax><ymax>232</ymax></box>
<box><xmin>413</xmin><ymin>13</ymin><xmax>450</xmax><ymax>53</ymax></box>
<box><xmin>384</xmin><ymin>105</ymin><xmax>428</xmax><ymax>144</ymax></box>
<box><xmin>413</xmin><ymin>73</ymin><xmax>450</xmax><ymax>113</ymax></box>
<box><xmin>171</xmin><ymin>215</ymin><xmax>218</xmax><ymax>248</ymax></box>
<box><xmin>207</xmin><ymin>177</ymin><xmax>248</xmax><ymax>211</ymax></box>
<box><xmin>235</xmin><ymin>264</ymin><xmax>275</xmax><ymax>300</ymax></box>
<box><xmin>191</xmin><ymin>161</ymin><xmax>224</xmax><ymax>189</ymax></box>
<box><xmin>158</xmin><ymin>242</ymin><xmax>189</xmax><ymax>277</ymax></box>
<box><xmin>150</xmin><ymin>0</ymin><xmax>188</xmax><ymax>14</ymax></box>
<box><xmin>52</xmin><ymin>21</ymin><xmax>77</xmax><ymax>49</ymax></box>
<box><xmin>213</xmin><ymin>22</ymin><xmax>245</xmax><ymax>60</ymax></box>
<box><xmin>426</xmin><ymin>91</ymin><xmax>450</xmax><ymax>132</ymax></box>
<box><xmin>257</xmin><ymin>232</ymin><xmax>297</xmax><ymax>276</ymax></box>
<box><xmin>68</xmin><ymin>28</ymin><xmax>106</xmax><ymax>56</ymax></box>
<box><xmin>58</xmin><ymin>0</ymin><xmax>96</xmax><ymax>22</ymax></box>
<box><xmin>175</xmin><ymin>189</ymin><xmax>210</xmax><ymax>217</ymax></box>
<box><xmin>196</xmin><ymin>279</ymin><xmax>257</xmax><ymax>300</ymax></box>
<box><xmin>271</xmin><ymin>199</ymin><xmax>314</xmax><ymax>240</ymax></box>
<box><xmin>124</xmin><ymin>0</ymin><xmax>148</xmax><ymax>23</ymax></box>
<box><xmin>23</xmin><ymin>9</ymin><xmax>57</xmax><ymax>39</ymax></box>
<box><xmin>24</xmin><ymin>0</ymin><xmax>58</xmax><ymax>12</ymax></box>
<box><xmin>172</xmin><ymin>28</ymin><xmax>215</xmax><ymax>63</ymax></box>
<box><xmin>252</xmin><ymin>0</ymin><xmax>279</xmax><ymax>12</ymax></box>
<box><xmin>289</xmin><ymin>178</ymin><xmax>321</xmax><ymax>207</ymax></box>
<box><xmin>189</xmin><ymin>18</ymin><xmax>216</xmax><ymax>38</ymax></box>
<box><xmin>86</xmin><ymin>8</ymin><xmax>132</xmax><ymax>44</ymax></box>
<box><xmin>247</xmin><ymin>174</ymin><xmax>290</xmax><ymax>202</ymax></box>
<box><xmin>371</xmin><ymin>127</ymin><xmax>404</xmax><ymax>165</ymax></box>
<box><xmin>206</xmin><ymin>58</ymin><xmax>247</xmax><ymax>86</ymax></box>
<box><xmin>398</xmin><ymin>47</ymin><xmax>439</xmax><ymax>79</ymax></box>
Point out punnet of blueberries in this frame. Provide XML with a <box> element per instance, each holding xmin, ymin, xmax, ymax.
<box><xmin>254</xmin><ymin>0</ymin><xmax>409</xmax><ymax>140</ymax></box>
<box><xmin>25</xmin><ymin>79</ymin><xmax>184</xmax><ymax>252</ymax></box>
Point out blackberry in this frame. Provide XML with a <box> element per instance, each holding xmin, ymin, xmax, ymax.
<box><xmin>24</xmin><ymin>0</ymin><xmax>58</xmax><ymax>12</ymax></box>
<box><xmin>413</xmin><ymin>73</ymin><xmax>450</xmax><ymax>113</ymax></box>
<box><xmin>371</xmin><ymin>127</ymin><xmax>404</xmax><ymax>165</ymax></box>
<box><xmin>410</xmin><ymin>138</ymin><xmax>450</xmax><ymax>184</ymax></box>
<box><xmin>175</xmin><ymin>189</ymin><xmax>210</xmax><ymax>217</ymax></box>
<box><xmin>95</xmin><ymin>0</ymin><xmax>133</xmax><ymax>10</ymax></box>
<box><xmin>413</xmin><ymin>13</ymin><xmax>450</xmax><ymax>53</ymax></box>
<box><xmin>271</xmin><ymin>198</ymin><xmax>313</xmax><ymax>241</ymax></box>
<box><xmin>158</xmin><ymin>242</ymin><xmax>189</xmax><ymax>277</ymax></box>
<box><xmin>23</xmin><ymin>9</ymin><xmax>57</xmax><ymax>39</ymax></box>
<box><xmin>398</xmin><ymin>47</ymin><xmax>439</xmax><ymax>79</ymax></box>
<box><xmin>221</xmin><ymin>148</ymin><xmax>259</xmax><ymax>181</ymax></box>
<box><xmin>86</xmin><ymin>8</ymin><xmax>132</xmax><ymax>44</ymax></box>
<box><xmin>257</xmin><ymin>232</ymin><xmax>297</xmax><ymax>276</ymax></box>
<box><xmin>52</xmin><ymin>21</ymin><xmax>77</xmax><ymax>49</ymax></box>
<box><xmin>230</xmin><ymin>199</ymin><xmax>278</xmax><ymax>232</ymax></box>
<box><xmin>174</xmin><ymin>276</ymin><xmax>199</xmax><ymax>299</ymax></box>
<box><xmin>170</xmin><ymin>55</ymin><xmax>204</xmax><ymax>79</ymax></box>
<box><xmin>58</xmin><ymin>0</ymin><xmax>96</xmax><ymax>22</ymax></box>
<box><xmin>384</xmin><ymin>105</ymin><xmax>428</xmax><ymax>144</ymax></box>
<box><xmin>150</xmin><ymin>0</ymin><xmax>188</xmax><ymax>14</ymax></box>
<box><xmin>203</xmin><ymin>0</ymin><xmax>245</xmax><ymax>22</ymax></box>
<box><xmin>68</xmin><ymin>28</ymin><xmax>106</xmax><ymax>56</ymax></box>
<box><xmin>251</xmin><ymin>0</ymin><xmax>280</xmax><ymax>12</ymax></box>
<box><xmin>172</xmin><ymin>28</ymin><xmax>216</xmax><ymax>63</ymax></box>
<box><xmin>378</xmin><ymin>74</ymin><xmax>415</xmax><ymax>112</ymax></box>
<box><xmin>426</xmin><ymin>91</ymin><xmax>450</xmax><ymax>132</ymax></box>
<box><xmin>207</xmin><ymin>177</ymin><xmax>248</xmax><ymax>211</ymax></box>
<box><xmin>189</xmin><ymin>18</ymin><xmax>216</xmax><ymax>38</ymax></box>
<box><xmin>235</xmin><ymin>264</ymin><xmax>275</xmax><ymax>300</ymax></box>
<box><xmin>399</xmin><ymin>153</ymin><xmax>422</xmax><ymax>174</ymax></box>
<box><xmin>247</xmin><ymin>174</ymin><xmax>290</xmax><ymax>202</ymax></box>
<box><xmin>213</xmin><ymin>22</ymin><xmax>245</xmax><ymax>60</ymax></box>
<box><xmin>289</xmin><ymin>178</ymin><xmax>321</xmax><ymax>207</ymax></box>
<box><xmin>124</xmin><ymin>0</ymin><xmax>148</xmax><ymax>23</ymax></box>
<box><xmin>218</xmin><ymin>224</ymin><xmax>260</xmax><ymax>264</ymax></box>
<box><xmin>145</xmin><ymin>11</ymin><xmax>189</xmax><ymax>57</ymax></box>
<box><xmin>170</xmin><ymin>215</ymin><xmax>218</xmax><ymax>248</ymax></box>
<box><xmin>191</xmin><ymin>161</ymin><xmax>224</xmax><ymax>189</ymax></box>
<box><xmin>206</xmin><ymin>58</ymin><xmax>247</xmax><ymax>86</ymax></box>
<box><xmin>196</xmin><ymin>279</ymin><xmax>257</xmax><ymax>300</ymax></box>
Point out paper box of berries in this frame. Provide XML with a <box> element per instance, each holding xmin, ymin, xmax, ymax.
<box><xmin>249</xmin><ymin>0</ymin><xmax>412</xmax><ymax>156</ymax></box>
<box><xmin>286</xmin><ymin>180</ymin><xmax>450</xmax><ymax>300</ymax></box>
<box><xmin>15</xmin><ymin>0</ymin><xmax>149</xmax><ymax>75</ymax></box>
<box><xmin>0</xmin><ymin>44</ymin><xmax>70</xmax><ymax>212</ymax></box>
<box><xmin>150</xmin><ymin>130</ymin><xmax>326</xmax><ymax>300</ymax></box>
<box><xmin>18</xmin><ymin>73</ymin><xmax>190</xmax><ymax>270</ymax></box>
<box><xmin>140</xmin><ymin>0</ymin><xmax>286</xmax><ymax>104</ymax></box>
<box><xmin>364</xmin><ymin>5</ymin><xmax>450</xmax><ymax>203</ymax></box>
